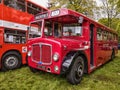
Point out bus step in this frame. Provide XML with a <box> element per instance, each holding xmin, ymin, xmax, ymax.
<box><xmin>90</xmin><ymin>65</ymin><xmax>95</xmax><ymax>70</ymax></box>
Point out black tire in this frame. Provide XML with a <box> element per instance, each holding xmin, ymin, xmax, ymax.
<box><xmin>66</xmin><ymin>56</ymin><xmax>84</xmax><ymax>85</ymax></box>
<box><xmin>29</xmin><ymin>66</ymin><xmax>38</xmax><ymax>73</ymax></box>
<box><xmin>2</xmin><ymin>51</ymin><xmax>22</xmax><ymax>71</ymax></box>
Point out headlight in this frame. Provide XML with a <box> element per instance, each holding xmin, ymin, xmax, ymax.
<box><xmin>54</xmin><ymin>66</ymin><xmax>59</xmax><ymax>72</ymax></box>
<box><xmin>53</xmin><ymin>53</ymin><xmax>59</xmax><ymax>61</ymax></box>
<box><xmin>28</xmin><ymin>51</ymin><xmax>32</xmax><ymax>56</ymax></box>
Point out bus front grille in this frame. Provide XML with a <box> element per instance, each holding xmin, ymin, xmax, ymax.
<box><xmin>32</xmin><ymin>43</ymin><xmax>52</xmax><ymax>65</ymax></box>
<box><xmin>32</xmin><ymin>44</ymin><xmax>40</xmax><ymax>62</ymax></box>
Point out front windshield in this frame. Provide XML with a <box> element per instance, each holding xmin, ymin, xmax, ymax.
<box><xmin>29</xmin><ymin>21</ymin><xmax>42</xmax><ymax>38</ymax></box>
<box><xmin>63</xmin><ymin>23</ymin><xmax>82</xmax><ymax>36</ymax></box>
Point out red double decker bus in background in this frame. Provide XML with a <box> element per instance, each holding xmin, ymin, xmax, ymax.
<box><xmin>27</xmin><ymin>8</ymin><xmax>118</xmax><ymax>84</ymax></box>
<box><xmin>0</xmin><ymin>0</ymin><xmax>48</xmax><ymax>71</ymax></box>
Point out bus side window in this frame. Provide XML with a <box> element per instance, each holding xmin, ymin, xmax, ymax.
<box><xmin>97</xmin><ymin>28</ymin><xmax>102</xmax><ymax>41</ymax></box>
<box><xmin>4</xmin><ymin>28</ymin><xmax>26</xmax><ymax>44</ymax></box>
<box><xmin>27</xmin><ymin>2</ymin><xmax>41</xmax><ymax>15</ymax></box>
<box><xmin>106</xmin><ymin>31</ymin><xmax>109</xmax><ymax>41</ymax></box>
<box><xmin>110</xmin><ymin>33</ymin><xmax>112</xmax><ymax>40</ymax></box>
<box><xmin>4</xmin><ymin>0</ymin><xmax>25</xmax><ymax>12</ymax></box>
<box><xmin>16</xmin><ymin>0</ymin><xmax>25</xmax><ymax>12</ymax></box>
<box><xmin>112</xmin><ymin>34</ymin><xmax>114</xmax><ymax>40</ymax></box>
<box><xmin>54</xmin><ymin>23</ymin><xmax>62</xmax><ymax>37</ymax></box>
<box><xmin>44</xmin><ymin>21</ymin><xmax>52</xmax><ymax>36</ymax></box>
<box><xmin>110</xmin><ymin>33</ymin><xmax>113</xmax><ymax>40</ymax></box>
<box><xmin>103</xmin><ymin>31</ymin><xmax>107</xmax><ymax>41</ymax></box>
<box><xmin>108</xmin><ymin>32</ymin><xmax>111</xmax><ymax>40</ymax></box>
<box><xmin>0</xmin><ymin>0</ymin><xmax>2</xmax><ymax>3</ymax></box>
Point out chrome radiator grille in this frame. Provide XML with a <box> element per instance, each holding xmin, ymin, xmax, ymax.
<box><xmin>32</xmin><ymin>43</ymin><xmax>52</xmax><ymax>64</ymax></box>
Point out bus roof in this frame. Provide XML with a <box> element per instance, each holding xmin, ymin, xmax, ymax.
<box><xmin>34</xmin><ymin>8</ymin><xmax>117</xmax><ymax>34</ymax></box>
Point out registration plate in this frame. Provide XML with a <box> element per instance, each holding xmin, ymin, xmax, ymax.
<box><xmin>37</xmin><ymin>64</ymin><xmax>46</xmax><ymax>70</ymax></box>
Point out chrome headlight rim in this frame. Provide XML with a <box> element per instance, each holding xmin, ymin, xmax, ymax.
<box><xmin>53</xmin><ymin>53</ymin><xmax>59</xmax><ymax>62</ymax></box>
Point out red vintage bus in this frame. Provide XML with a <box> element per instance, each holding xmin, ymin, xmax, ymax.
<box><xmin>27</xmin><ymin>8</ymin><xmax>118</xmax><ymax>84</ymax></box>
<box><xmin>0</xmin><ymin>0</ymin><xmax>48</xmax><ymax>71</ymax></box>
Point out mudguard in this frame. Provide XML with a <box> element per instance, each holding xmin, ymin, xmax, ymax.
<box><xmin>61</xmin><ymin>51</ymin><xmax>78</xmax><ymax>74</ymax></box>
<box><xmin>61</xmin><ymin>50</ymin><xmax>87</xmax><ymax>74</ymax></box>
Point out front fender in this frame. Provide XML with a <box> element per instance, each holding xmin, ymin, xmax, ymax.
<box><xmin>61</xmin><ymin>50</ymin><xmax>87</xmax><ymax>74</ymax></box>
<box><xmin>61</xmin><ymin>51</ymin><xmax>78</xmax><ymax>74</ymax></box>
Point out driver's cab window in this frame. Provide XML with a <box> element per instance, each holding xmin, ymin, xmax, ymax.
<box><xmin>29</xmin><ymin>21</ymin><xmax>42</xmax><ymax>38</ymax></box>
<box><xmin>54</xmin><ymin>23</ymin><xmax>62</xmax><ymax>37</ymax></box>
<box><xmin>44</xmin><ymin>21</ymin><xmax>52</xmax><ymax>36</ymax></box>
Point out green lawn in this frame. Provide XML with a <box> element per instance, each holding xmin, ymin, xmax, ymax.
<box><xmin>0</xmin><ymin>51</ymin><xmax>120</xmax><ymax>90</ymax></box>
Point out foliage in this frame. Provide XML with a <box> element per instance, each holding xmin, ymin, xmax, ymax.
<box><xmin>99</xmin><ymin>18</ymin><xmax>120</xmax><ymax>30</ymax></box>
<box><xmin>100</xmin><ymin>0</ymin><xmax>120</xmax><ymax>28</ymax></box>
<box><xmin>0</xmin><ymin>51</ymin><xmax>120</xmax><ymax>90</ymax></box>
<box><xmin>48</xmin><ymin>0</ymin><xmax>68</xmax><ymax>10</ymax></box>
<box><xmin>117</xmin><ymin>0</ymin><xmax>120</xmax><ymax>8</ymax></box>
<box><xmin>98</xmin><ymin>18</ymin><xmax>109</xmax><ymax>27</ymax></box>
<box><xmin>48</xmin><ymin>0</ymin><xmax>98</xmax><ymax>19</ymax></box>
<box><xmin>116</xmin><ymin>22</ymin><xmax>120</xmax><ymax>43</ymax></box>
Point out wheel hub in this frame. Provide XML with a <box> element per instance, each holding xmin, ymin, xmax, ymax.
<box><xmin>77</xmin><ymin>65</ymin><xmax>83</xmax><ymax>77</ymax></box>
<box><xmin>6</xmin><ymin>57</ymin><xmax>18</xmax><ymax>67</ymax></box>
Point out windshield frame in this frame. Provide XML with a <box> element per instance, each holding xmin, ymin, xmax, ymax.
<box><xmin>28</xmin><ymin>20</ymin><xmax>44</xmax><ymax>39</ymax></box>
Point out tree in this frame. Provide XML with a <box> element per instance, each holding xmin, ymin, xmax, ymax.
<box><xmin>48</xmin><ymin>0</ymin><xmax>68</xmax><ymax>9</ymax></box>
<box><xmin>98</xmin><ymin>18</ymin><xmax>109</xmax><ymax>26</ymax></box>
<box><xmin>98</xmin><ymin>18</ymin><xmax>120</xmax><ymax>30</ymax></box>
<box><xmin>100</xmin><ymin>0</ymin><xmax>120</xmax><ymax>28</ymax></box>
<box><xmin>117</xmin><ymin>0</ymin><xmax>120</xmax><ymax>8</ymax></box>
<box><xmin>116</xmin><ymin>22</ymin><xmax>120</xmax><ymax>43</ymax></box>
<box><xmin>48</xmin><ymin>0</ymin><xmax>98</xmax><ymax>19</ymax></box>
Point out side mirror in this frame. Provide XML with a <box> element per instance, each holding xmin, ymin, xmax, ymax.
<box><xmin>78</xmin><ymin>16</ymin><xmax>84</xmax><ymax>24</ymax></box>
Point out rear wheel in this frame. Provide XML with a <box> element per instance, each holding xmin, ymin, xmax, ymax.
<box><xmin>2</xmin><ymin>51</ymin><xmax>21</xmax><ymax>71</ymax></box>
<box><xmin>66</xmin><ymin>56</ymin><xmax>84</xmax><ymax>85</ymax></box>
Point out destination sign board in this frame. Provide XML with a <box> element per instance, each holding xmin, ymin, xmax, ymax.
<box><xmin>35</xmin><ymin>13</ymin><xmax>48</xmax><ymax>20</ymax></box>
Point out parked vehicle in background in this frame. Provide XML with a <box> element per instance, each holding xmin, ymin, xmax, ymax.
<box><xmin>27</xmin><ymin>8</ymin><xmax>118</xmax><ymax>84</ymax></box>
<box><xmin>118</xmin><ymin>43</ymin><xmax>120</xmax><ymax>49</ymax></box>
<box><xmin>0</xmin><ymin>0</ymin><xmax>48</xmax><ymax>71</ymax></box>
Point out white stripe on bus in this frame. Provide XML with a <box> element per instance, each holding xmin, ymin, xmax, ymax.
<box><xmin>0</xmin><ymin>19</ymin><xmax>40</xmax><ymax>32</ymax></box>
<box><xmin>0</xmin><ymin>20</ymin><xmax>28</xmax><ymax>30</ymax></box>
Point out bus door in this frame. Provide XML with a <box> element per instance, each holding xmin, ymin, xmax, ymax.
<box><xmin>0</xmin><ymin>28</ymin><xmax>3</xmax><ymax>46</ymax></box>
<box><xmin>90</xmin><ymin>24</ymin><xmax>95</xmax><ymax>69</ymax></box>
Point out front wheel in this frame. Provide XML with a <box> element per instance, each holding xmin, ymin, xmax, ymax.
<box><xmin>2</xmin><ymin>51</ymin><xmax>21</xmax><ymax>71</ymax></box>
<box><xmin>66</xmin><ymin>56</ymin><xmax>84</xmax><ymax>85</ymax></box>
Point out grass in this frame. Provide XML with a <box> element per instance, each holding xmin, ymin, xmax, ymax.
<box><xmin>0</xmin><ymin>51</ymin><xmax>120</xmax><ymax>90</ymax></box>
